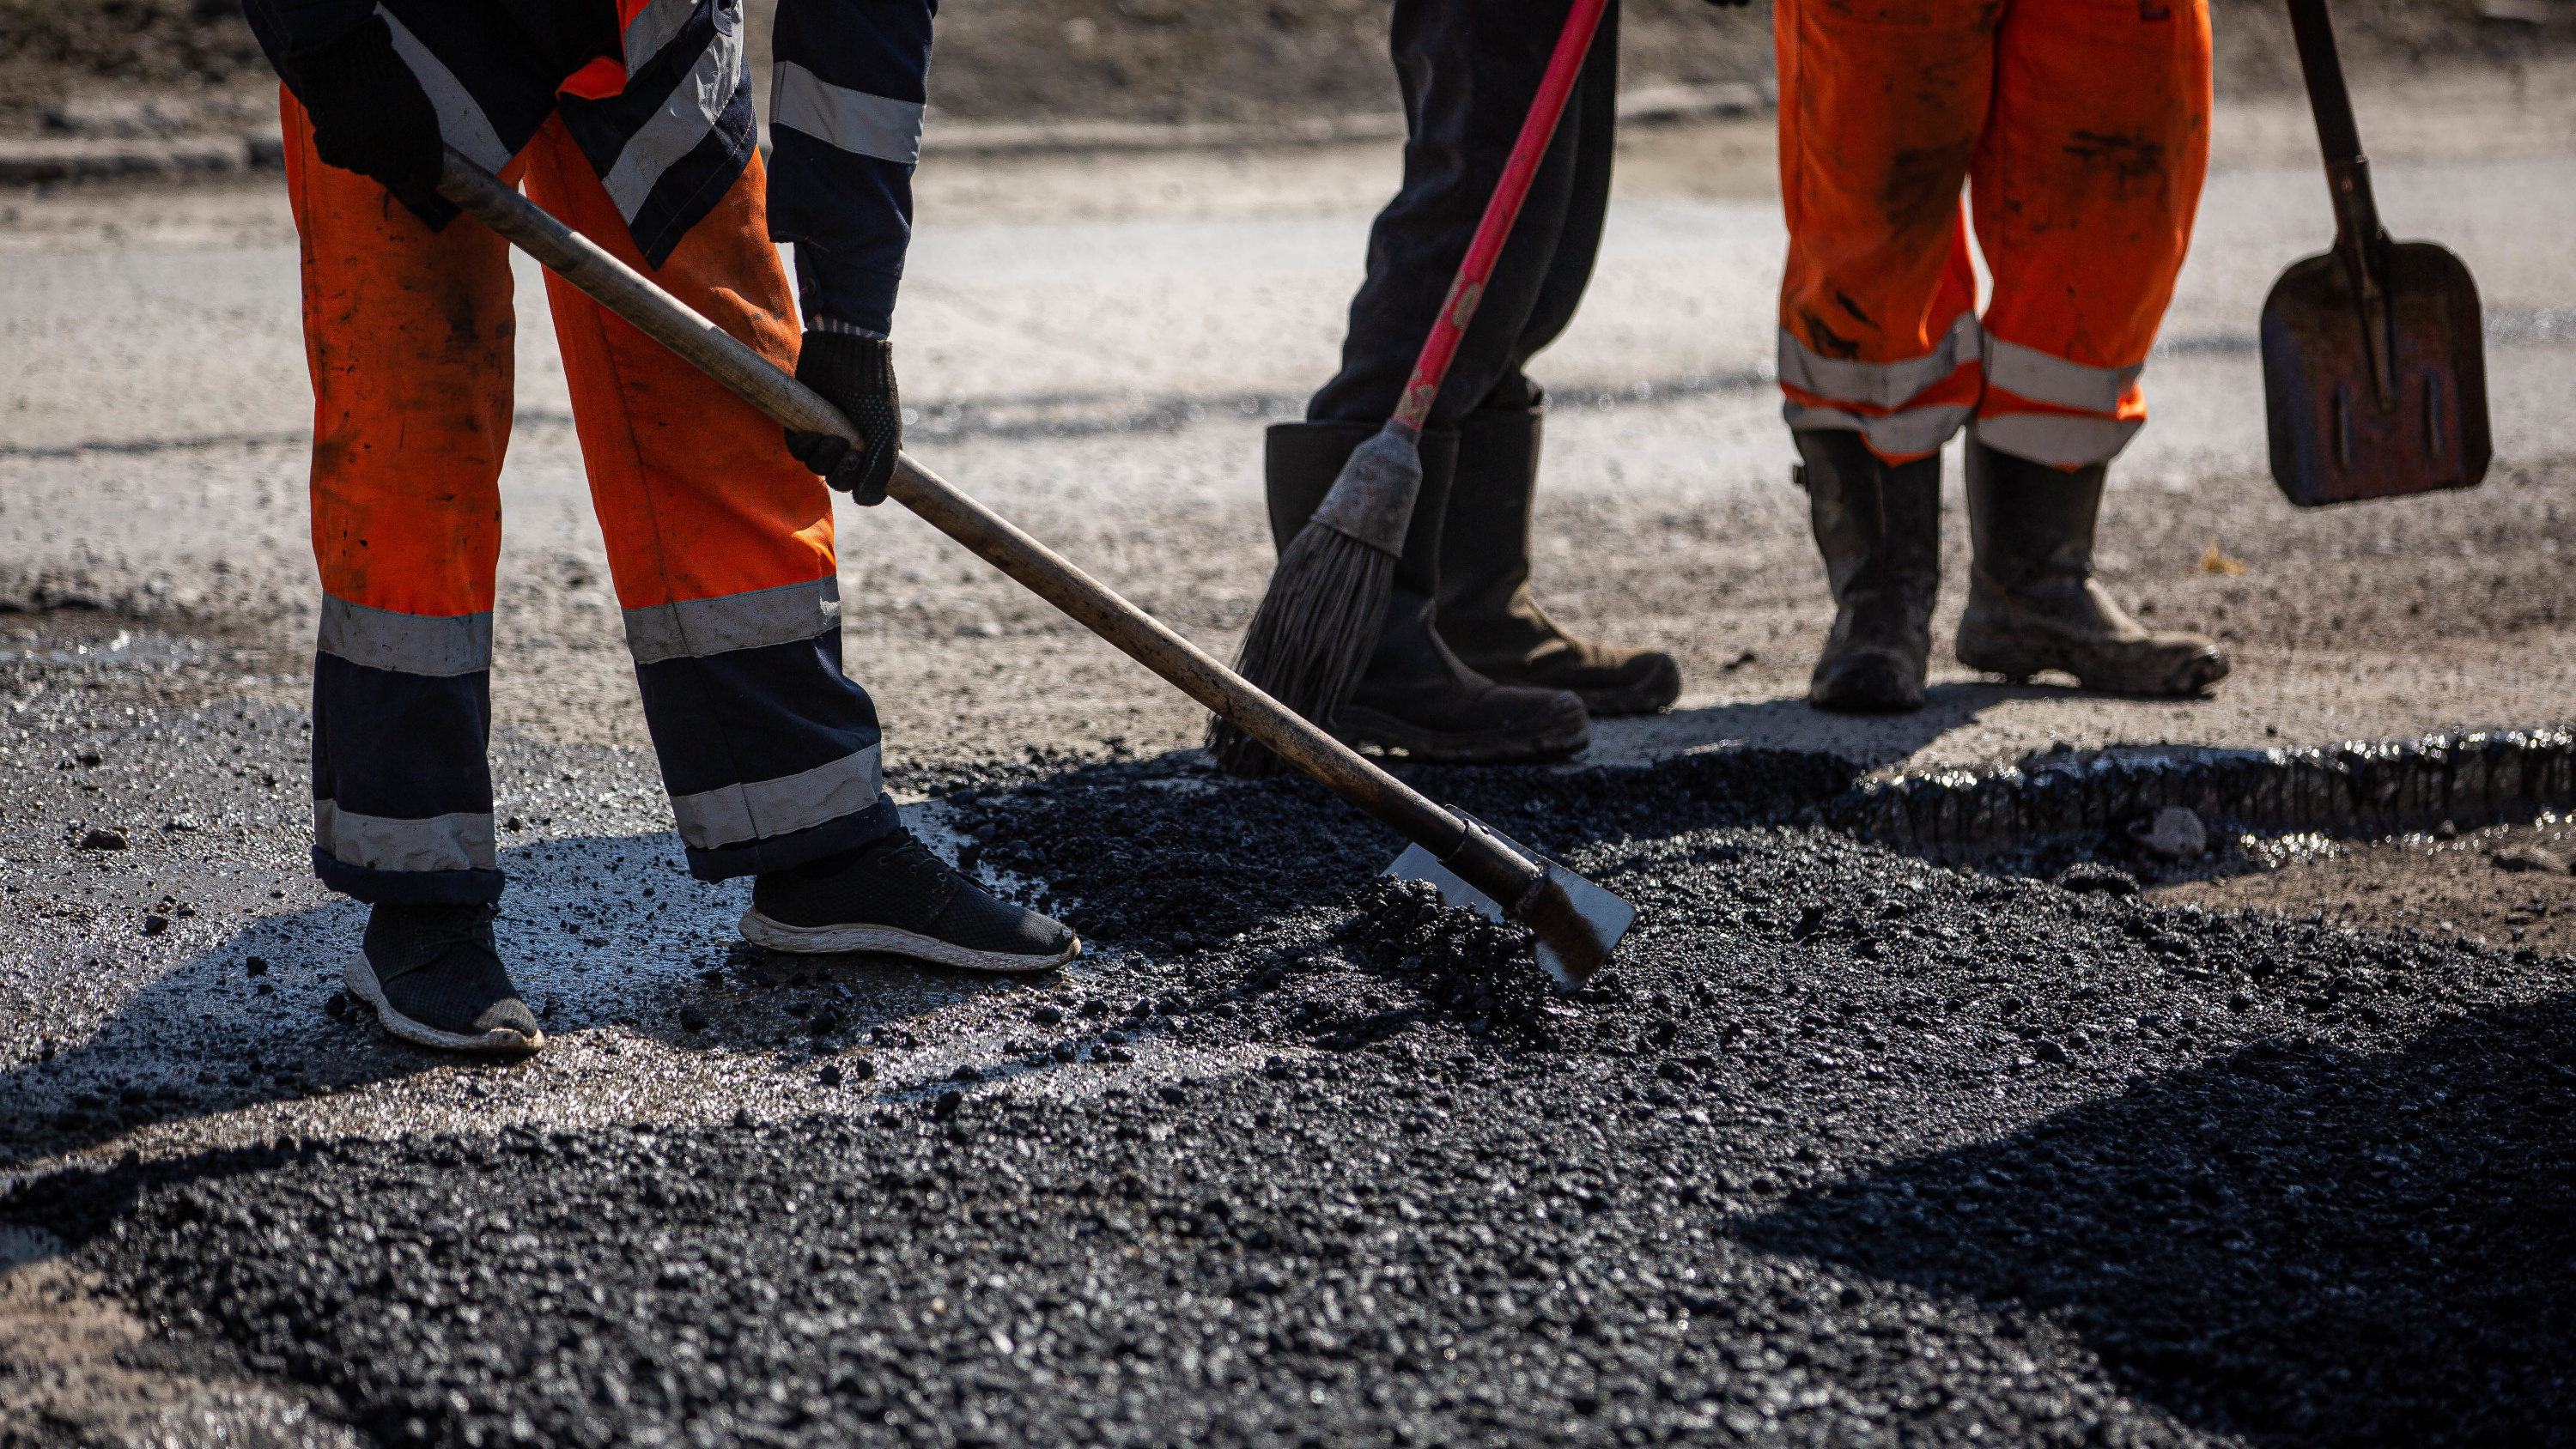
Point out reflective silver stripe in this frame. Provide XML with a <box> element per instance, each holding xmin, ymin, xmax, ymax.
<box><xmin>1973</xmin><ymin>412</ymin><xmax>2142</xmax><ymax>468</ymax></box>
<box><xmin>1983</xmin><ymin>335</ymin><xmax>2142</xmax><ymax>415</ymax></box>
<box><xmin>317</xmin><ymin>597</ymin><xmax>492</xmax><ymax>677</ymax></box>
<box><xmin>1776</xmin><ymin>312</ymin><xmax>1980</xmax><ymax>411</ymax></box>
<box><xmin>623</xmin><ymin>0</ymin><xmax>701</xmax><ymax>72</ymax></box>
<box><xmin>770</xmin><ymin>60</ymin><xmax>925</xmax><ymax>166</ymax></box>
<box><xmin>622</xmin><ymin>578</ymin><xmax>839</xmax><ymax>664</ymax></box>
<box><xmin>315</xmin><ymin>800</ymin><xmax>496</xmax><ymax>874</ymax></box>
<box><xmin>601</xmin><ymin>20</ymin><xmax>744</xmax><ymax>221</ymax></box>
<box><xmin>376</xmin><ymin>6</ymin><xmax>511</xmax><ymax>172</ymax></box>
<box><xmin>669</xmin><ymin>745</ymin><xmax>883</xmax><ymax>851</ymax></box>
<box><xmin>1783</xmin><ymin>401</ymin><xmax>1973</xmax><ymax>459</ymax></box>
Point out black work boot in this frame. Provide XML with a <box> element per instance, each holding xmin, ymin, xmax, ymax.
<box><xmin>346</xmin><ymin>902</ymin><xmax>544</xmax><ymax>1058</ymax></box>
<box><xmin>1267</xmin><ymin>421</ymin><xmax>1589</xmax><ymax>763</ymax></box>
<box><xmin>1438</xmin><ymin>403</ymin><xmax>1682</xmax><ymax>716</ymax></box>
<box><xmin>1796</xmin><ymin>429</ymin><xmax>1942</xmax><ymax>712</ymax></box>
<box><xmin>743</xmin><ymin>828</ymin><xmax>1080</xmax><ymax>973</ymax></box>
<box><xmin>1956</xmin><ymin>440</ymin><xmax>2229</xmax><ymax>696</ymax></box>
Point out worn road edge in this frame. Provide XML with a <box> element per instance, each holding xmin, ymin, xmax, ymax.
<box><xmin>1826</xmin><ymin>726</ymin><xmax>2576</xmax><ymax>863</ymax></box>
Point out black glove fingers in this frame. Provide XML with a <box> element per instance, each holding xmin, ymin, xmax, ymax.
<box><xmin>789</xmin><ymin>334</ymin><xmax>900</xmax><ymax>505</ymax></box>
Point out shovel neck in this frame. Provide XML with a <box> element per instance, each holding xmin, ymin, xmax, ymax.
<box><xmin>2287</xmin><ymin>0</ymin><xmax>2364</xmax><ymax>167</ymax></box>
<box><xmin>2324</xmin><ymin>157</ymin><xmax>2387</xmax><ymax>255</ymax></box>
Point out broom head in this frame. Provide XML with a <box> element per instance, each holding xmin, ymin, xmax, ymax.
<box><xmin>1208</xmin><ymin>424</ymin><xmax>1425</xmax><ymax>776</ymax></box>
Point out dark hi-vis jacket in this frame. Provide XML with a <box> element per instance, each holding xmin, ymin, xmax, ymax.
<box><xmin>246</xmin><ymin>0</ymin><xmax>931</xmax><ymax>335</ymax></box>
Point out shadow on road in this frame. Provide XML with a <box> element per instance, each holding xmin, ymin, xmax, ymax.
<box><xmin>1587</xmin><ymin>681</ymin><xmax>2078</xmax><ymax>770</ymax></box>
<box><xmin>0</xmin><ymin>828</ymin><xmax>1058</xmax><ymax>1166</ymax></box>
<box><xmin>1731</xmin><ymin>993</ymin><xmax>2576</xmax><ymax>1445</ymax></box>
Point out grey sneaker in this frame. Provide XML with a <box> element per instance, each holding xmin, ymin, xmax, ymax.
<box><xmin>344</xmin><ymin>903</ymin><xmax>544</xmax><ymax>1058</ymax></box>
<box><xmin>741</xmin><ymin>828</ymin><xmax>1080</xmax><ymax>973</ymax></box>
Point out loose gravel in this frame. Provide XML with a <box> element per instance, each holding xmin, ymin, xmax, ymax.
<box><xmin>9</xmin><ymin>758</ymin><xmax>2572</xmax><ymax>1448</ymax></box>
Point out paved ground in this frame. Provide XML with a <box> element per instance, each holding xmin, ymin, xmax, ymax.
<box><xmin>5</xmin><ymin>66</ymin><xmax>2573</xmax><ymax>774</ymax></box>
<box><xmin>3</xmin><ymin>63</ymin><xmax>2573</xmax><ymax>1448</ymax></box>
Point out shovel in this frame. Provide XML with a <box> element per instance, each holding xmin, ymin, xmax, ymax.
<box><xmin>431</xmin><ymin>149</ymin><xmax>1634</xmax><ymax>991</ymax></box>
<box><xmin>2260</xmin><ymin>0</ymin><xmax>2489</xmax><ymax>506</ymax></box>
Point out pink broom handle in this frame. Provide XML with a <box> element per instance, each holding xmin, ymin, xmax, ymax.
<box><xmin>1389</xmin><ymin>0</ymin><xmax>1613</xmax><ymax>431</ymax></box>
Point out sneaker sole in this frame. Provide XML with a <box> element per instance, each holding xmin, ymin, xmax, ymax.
<box><xmin>738</xmin><ymin>909</ymin><xmax>1082</xmax><ymax>974</ymax></box>
<box><xmin>343</xmin><ymin>955</ymin><xmax>545</xmax><ymax>1058</ymax></box>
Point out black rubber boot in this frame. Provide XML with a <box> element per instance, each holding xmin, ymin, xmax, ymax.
<box><xmin>1956</xmin><ymin>440</ymin><xmax>2229</xmax><ymax>696</ymax></box>
<box><xmin>1267</xmin><ymin>421</ymin><xmax>1589</xmax><ymax>763</ymax></box>
<box><xmin>345</xmin><ymin>903</ymin><xmax>544</xmax><ymax>1058</ymax></box>
<box><xmin>743</xmin><ymin>828</ymin><xmax>1080</xmax><ymax>973</ymax></box>
<box><xmin>1796</xmin><ymin>429</ymin><xmax>1941</xmax><ymax>712</ymax></box>
<box><xmin>1438</xmin><ymin>403</ymin><xmax>1682</xmax><ymax>716</ymax></box>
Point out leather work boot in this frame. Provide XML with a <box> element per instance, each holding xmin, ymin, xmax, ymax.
<box><xmin>1796</xmin><ymin>429</ymin><xmax>1941</xmax><ymax>712</ymax></box>
<box><xmin>1955</xmin><ymin>440</ymin><xmax>2229</xmax><ymax>695</ymax></box>
<box><xmin>1267</xmin><ymin>421</ymin><xmax>1589</xmax><ymax>763</ymax></box>
<box><xmin>1438</xmin><ymin>403</ymin><xmax>1682</xmax><ymax>715</ymax></box>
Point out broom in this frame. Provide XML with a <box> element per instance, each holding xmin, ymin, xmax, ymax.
<box><xmin>1207</xmin><ymin>0</ymin><xmax>1613</xmax><ymax>776</ymax></box>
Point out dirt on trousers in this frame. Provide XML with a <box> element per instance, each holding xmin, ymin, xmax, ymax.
<box><xmin>6</xmin><ymin>749</ymin><xmax>2573</xmax><ymax>1449</ymax></box>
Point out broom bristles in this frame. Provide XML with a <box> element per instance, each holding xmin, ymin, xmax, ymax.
<box><xmin>1207</xmin><ymin>521</ymin><xmax>1397</xmax><ymax>777</ymax></box>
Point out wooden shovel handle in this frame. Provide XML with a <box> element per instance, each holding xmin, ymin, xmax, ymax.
<box><xmin>432</xmin><ymin>148</ymin><xmax>1558</xmax><ymax>909</ymax></box>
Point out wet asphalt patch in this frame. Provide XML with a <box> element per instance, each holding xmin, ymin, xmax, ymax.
<box><xmin>9</xmin><ymin>765</ymin><xmax>2573</xmax><ymax>1447</ymax></box>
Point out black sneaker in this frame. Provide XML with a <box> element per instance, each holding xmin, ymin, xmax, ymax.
<box><xmin>344</xmin><ymin>903</ymin><xmax>545</xmax><ymax>1058</ymax></box>
<box><xmin>742</xmin><ymin>828</ymin><xmax>1080</xmax><ymax>973</ymax></box>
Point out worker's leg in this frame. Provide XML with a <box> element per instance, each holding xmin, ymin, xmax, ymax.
<box><xmin>1954</xmin><ymin>0</ymin><xmax>2227</xmax><ymax>696</ymax></box>
<box><xmin>1774</xmin><ymin>0</ymin><xmax>1988</xmax><ymax>461</ymax></box>
<box><xmin>1971</xmin><ymin>0</ymin><xmax>2210</xmax><ymax>466</ymax></box>
<box><xmin>1418</xmin><ymin>9</ymin><xmax>1685</xmax><ymax>718</ymax></box>
<box><xmin>1270</xmin><ymin>0</ymin><xmax>1619</xmax><ymax>762</ymax></box>
<box><xmin>291</xmin><ymin>89</ymin><xmax>514</xmax><ymax>908</ymax></box>
<box><xmin>514</xmin><ymin>118</ymin><xmax>901</xmax><ymax>880</ymax></box>
<box><xmin>1772</xmin><ymin>0</ymin><xmax>1990</xmax><ymax>711</ymax></box>
<box><xmin>287</xmin><ymin>88</ymin><xmax>544</xmax><ymax>1056</ymax></box>
<box><xmin>518</xmin><ymin>122</ymin><xmax>1077</xmax><ymax>969</ymax></box>
<box><xmin>1306</xmin><ymin>0</ymin><xmax>1612</xmax><ymax>429</ymax></box>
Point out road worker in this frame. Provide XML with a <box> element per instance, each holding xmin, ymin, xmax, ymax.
<box><xmin>246</xmin><ymin>0</ymin><xmax>1076</xmax><ymax>1058</ymax></box>
<box><xmin>1267</xmin><ymin>0</ymin><xmax>1684</xmax><ymax>765</ymax></box>
<box><xmin>1772</xmin><ymin>0</ymin><xmax>2230</xmax><ymax>711</ymax></box>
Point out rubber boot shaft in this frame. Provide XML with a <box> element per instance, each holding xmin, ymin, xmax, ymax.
<box><xmin>1266</xmin><ymin>421</ymin><xmax>1589</xmax><ymax>762</ymax></box>
<box><xmin>1797</xmin><ymin>429</ymin><xmax>1941</xmax><ymax>712</ymax></box>
<box><xmin>1438</xmin><ymin>403</ymin><xmax>1681</xmax><ymax>715</ymax></box>
<box><xmin>1956</xmin><ymin>440</ymin><xmax>2229</xmax><ymax>695</ymax></box>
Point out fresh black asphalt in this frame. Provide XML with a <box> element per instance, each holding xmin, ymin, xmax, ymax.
<box><xmin>9</xmin><ymin>748</ymin><xmax>2572</xmax><ymax>1447</ymax></box>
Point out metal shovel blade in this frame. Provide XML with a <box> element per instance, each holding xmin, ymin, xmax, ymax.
<box><xmin>2261</xmin><ymin>239</ymin><xmax>2490</xmax><ymax>507</ymax></box>
<box><xmin>1382</xmin><ymin>829</ymin><xmax>1636</xmax><ymax>992</ymax></box>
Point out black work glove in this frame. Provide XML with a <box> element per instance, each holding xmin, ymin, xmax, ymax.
<box><xmin>289</xmin><ymin>14</ymin><xmax>456</xmax><ymax>229</ymax></box>
<box><xmin>786</xmin><ymin>332</ymin><xmax>901</xmax><ymax>504</ymax></box>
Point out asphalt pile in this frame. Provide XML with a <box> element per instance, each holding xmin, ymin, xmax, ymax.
<box><xmin>9</xmin><ymin>756</ymin><xmax>2572</xmax><ymax>1448</ymax></box>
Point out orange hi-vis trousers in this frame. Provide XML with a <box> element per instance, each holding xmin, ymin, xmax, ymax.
<box><xmin>1774</xmin><ymin>0</ymin><xmax>2212</xmax><ymax>466</ymax></box>
<box><xmin>287</xmin><ymin>93</ymin><xmax>896</xmax><ymax>905</ymax></box>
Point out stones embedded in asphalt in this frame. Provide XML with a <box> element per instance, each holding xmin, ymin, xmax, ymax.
<box><xmin>5</xmin><ymin>754</ymin><xmax>2573</xmax><ymax>1446</ymax></box>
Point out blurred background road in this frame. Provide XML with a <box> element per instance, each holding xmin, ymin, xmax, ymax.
<box><xmin>4</xmin><ymin>63</ymin><xmax>2571</xmax><ymax>775</ymax></box>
